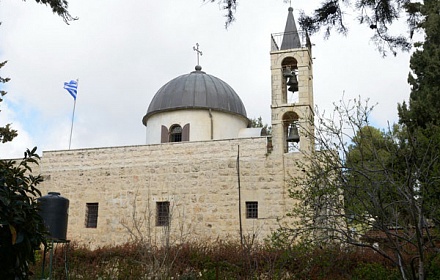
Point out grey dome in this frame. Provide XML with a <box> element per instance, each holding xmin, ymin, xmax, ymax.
<box><xmin>143</xmin><ymin>67</ymin><xmax>247</xmax><ymax>125</ymax></box>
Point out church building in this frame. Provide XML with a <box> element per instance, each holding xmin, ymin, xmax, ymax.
<box><xmin>36</xmin><ymin>7</ymin><xmax>315</xmax><ymax>247</ymax></box>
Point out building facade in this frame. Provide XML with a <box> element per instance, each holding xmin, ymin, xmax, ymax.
<box><xmin>35</xmin><ymin>7</ymin><xmax>315</xmax><ymax>247</ymax></box>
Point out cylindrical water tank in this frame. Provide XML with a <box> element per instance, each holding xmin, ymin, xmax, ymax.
<box><xmin>38</xmin><ymin>192</ymin><xmax>69</xmax><ymax>240</ymax></box>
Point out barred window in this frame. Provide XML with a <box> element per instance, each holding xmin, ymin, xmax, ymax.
<box><xmin>85</xmin><ymin>203</ymin><xmax>99</xmax><ymax>228</ymax></box>
<box><xmin>156</xmin><ymin>201</ymin><xmax>170</xmax><ymax>226</ymax></box>
<box><xmin>169</xmin><ymin>125</ymin><xmax>182</xmax><ymax>142</ymax></box>
<box><xmin>246</xmin><ymin>201</ymin><xmax>258</xmax><ymax>219</ymax></box>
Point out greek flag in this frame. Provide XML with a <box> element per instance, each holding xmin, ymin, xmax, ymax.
<box><xmin>64</xmin><ymin>80</ymin><xmax>78</xmax><ymax>100</ymax></box>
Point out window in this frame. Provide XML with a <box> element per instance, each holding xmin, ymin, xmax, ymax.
<box><xmin>156</xmin><ymin>201</ymin><xmax>170</xmax><ymax>226</ymax></box>
<box><xmin>161</xmin><ymin>124</ymin><xmax>190</xmax><ymax>143</ymax></box>
<box><xmin>246</xmin><ymin>201</ymin><xmax>258</xmax><ymax>219</ymax></box>
<box><xmin>169</xmin><ymin>125</ymin><xmax>182</xmax><ymax>142</ymax></box>
<box><xmin>85</xmin><ymin>203</ymin><xmax>99</xmax><ymax>228</ymax></box>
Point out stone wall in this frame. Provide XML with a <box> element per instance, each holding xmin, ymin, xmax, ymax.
<box><xmin>36</xmin><ymin>137</ymin><xmax>303</xmax><ymax>247</ymax></box>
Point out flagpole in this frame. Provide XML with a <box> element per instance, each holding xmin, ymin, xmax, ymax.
<box><xmin>68</xmin><ymin>79</ymin><xmax>78</xmax><ymax>150</ymax></box>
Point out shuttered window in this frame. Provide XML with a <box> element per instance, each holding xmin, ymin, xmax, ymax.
<box><xmin>169</xmin><ymin>125</ymin><xmax>182</xmax><ymax>142</ymax></box>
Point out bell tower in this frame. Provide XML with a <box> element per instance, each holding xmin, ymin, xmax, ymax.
<box><xmin>270</xmin><ymin>7</ymin><xmax>314</xmax><ymax>155</ymax></box>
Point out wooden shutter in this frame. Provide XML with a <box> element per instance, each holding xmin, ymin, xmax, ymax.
<box><xmin>182</xmin><ymin>123</ymin><xmax>190</xmax><ymax>141</ymax></box>
<box><xmin>161</xmin><ymin>125</ymin><xmax>169</xmax><ymax>143</ymax></box>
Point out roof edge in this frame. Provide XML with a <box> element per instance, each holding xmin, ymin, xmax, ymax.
<box><xmin>142</xmin><ymin>107</ymin><xmax>248</xmax><ymax>126</ymax></box>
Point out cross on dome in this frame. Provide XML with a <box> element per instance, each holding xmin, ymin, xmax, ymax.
<box><xmin>193</xmin><ymin>43</ymin><xmax>203</xmax><ymax>67</ymax></box>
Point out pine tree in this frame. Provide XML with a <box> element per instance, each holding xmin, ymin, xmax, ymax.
<box><xmin>397</xmin><ymin>0</ymin><xmax>440</xmax><ymax>256</ymax></box>
<box><xmin>399</xmin><ymin>0</ymin><xmax>440</xmax><ymax>130</ymax></box>
<box><xmin>210</xmin><ymin>0</ymin><xmax>423</xmax><ymax>55</ymax></box>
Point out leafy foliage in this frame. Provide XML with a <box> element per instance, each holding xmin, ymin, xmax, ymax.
<box><xmin>399</xmin><ymin>0</ymin><xmax>440</xmax><ymax>130</ymax></box>
<box><xmin>299</xmin><ymin>0</ymin><xmax>421</xmax><ymax>55</ymax></box>
<box><xmin>32</xmin><ymin>0</ymin><xmax>77</xmax><ymax>23</ymax></box>
<box><xmin>0</xmin><ymin>61</ymin><xmax>18</xmax><ymax>143</ymax></box>
<box><xmin>396</xmin><ymin>2</ymin><xmax>440</xmax><ymax>272</ymax></box>
<box><xmin>249</xmin><ymin>116</ymin><xmax>272</xmax><ymax>135</ymax></box>
<box><xmin>282</xmin><ymin>98</ymin><xmax>440</xmax><ymax>280</ymax></box>
<box><xmin>0</xmin><ymin>148</ymin><xmax>45</xmax><ymax>280</ymax></box>
<box><xmin>211</xmin><ymin>0</ymin><xmax>424</xmax><ymax>56</ymax></box>
<box><xmin>397</xmin><ymin>0</ymin><xmax>440</xmax><ymax>225</ymax></box>
<box><xmin>0</xmin><ymin>9</ymin><xmax>55</xmax><ymax>277</ymax></box>
<box><xmin>206</xmin><ymin>0</ymin><xmax>237</xmax><ymax>28</ymax></box>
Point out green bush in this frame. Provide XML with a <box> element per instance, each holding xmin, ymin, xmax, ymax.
<box><xmin>426</xmin><ymin>253</ymin><xmax>440</xmax><ymax>280</ymax></box>
<box><xmin>0</xmin><ymin>148</ymin><xmax>46</xmax><ymax>280</ymax></box>
<box><xmin>352</xmin><ymin>262</ymin><xmax>400</xmax><ymax>280</ymax></box>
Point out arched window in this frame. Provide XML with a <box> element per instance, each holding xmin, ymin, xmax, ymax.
<box><xmin>282</xmin><ymin>111</ymin><xmax>300</xmax><ymax>153</ymax></box>
<box><xmin>169</xmin><ymin>125</ymin><xmax>182</xmax><ymax>142</ymax></box>
<box><xmin>281</xmin><ymin>57</ymin><xmax>299</xmax><ymax>103</ymax></box>
<box><xmin>161</xmin><ymin>123</ymin><xmax>190</xmax><ymax>143</ymax></box>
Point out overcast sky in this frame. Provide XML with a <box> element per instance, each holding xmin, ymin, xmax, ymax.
<box><xmin>0</xmin><ymin>0</ymin><xmax>413</xmax><ymax>158</ymax></box>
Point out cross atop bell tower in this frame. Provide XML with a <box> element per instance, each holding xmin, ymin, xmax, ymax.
<box><xmin>270</xmin><ymin>6</ymin><xmax>314</xmax><ymax>155</ymax></box>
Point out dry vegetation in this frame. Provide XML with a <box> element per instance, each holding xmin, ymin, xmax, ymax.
<box><xmin>28</xmin><ymin>240</ymin><xmax>423</xmax><ymax>280</ymax></box>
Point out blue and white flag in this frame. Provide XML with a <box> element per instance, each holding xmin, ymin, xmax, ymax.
<box><xmin>64</xmin><ymin>80</ymin><xmax>78</xmax><ymax>100</ymax></box>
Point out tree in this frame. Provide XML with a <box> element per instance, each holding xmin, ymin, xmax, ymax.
<box><xmin>343</xmin><ymin>126</ymin><xmax>395</xmax><ymax>221</ymax></box>
<box><xmin>209</xmin><ymin>0</ymin><xmax>423</xmax><ymax>56</ymax></box>
<box><xmin>397</xmin><ymin>0</ymin><xmax>440</xmax><ymax>258</ymax></box>
<box><xmin>249</xmin><ymin>116</ymin><xmax>272</xmax><ymax>135</ymax></box>
<box><xmin>0</xmin><ymin>61</ymin><xmax>18</xmax><ymax>143</ymax></box>
<box><xmin>207</xmin><ymin>0</ymin><xmax>237</xmax><ymax>27</ymax></box>
<box><xmin>0</xmin><ymin>63</ymin><xmax>46</xmax><ymax>279</ymax></box>
<box><xmin>0</xmin><ymin>2</ymin><xmax>74</xmax><ymax>278</ymax></box>
<box><xmin>398</xmin><ymin>0</ymin><xmax>440</xmax><ymax>130</ymax></box>
<box><xmin>398</xmin><ymin>0</ymin><xmax>440</xmax><ymax>224</ymax></box>
<box><xmin>30</xmin><ymin>0</ymin><xmax>76</xmax><ymax>23</ymax></box>
<box><xmin>279</xmin><ymin>98</ymin><xmax>439</xmax><ymax>280</ymax></box>
<box><xmin>0</xmin><ymin>149</ymin><xmax>45</xmax><ymax>280</ymax></box>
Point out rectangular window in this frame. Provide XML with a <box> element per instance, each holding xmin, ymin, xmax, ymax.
<box><xmin>246</xmin><ymin>201</ymin><xmax>258</xmax><ymax>219</ymax></box>
<box><xmin>85</xmin><ymin>203</ymin><xmax>99</xmax><ymax>228</ymax></box>
<box><xmin>156</xmin><ymin>201</ymin><xmax>170</xmax><ymax>226</ymax></box>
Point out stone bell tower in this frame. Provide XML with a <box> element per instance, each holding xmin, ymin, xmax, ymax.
<box><xmin>270</xmin><ymin>7</ymin><xmax>314</xmax><ymax>155</ymax></box>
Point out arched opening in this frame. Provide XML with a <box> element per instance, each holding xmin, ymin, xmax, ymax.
<box><xmin>282</xmin><ymin>111</ymin><xmax>300</xmax><ymax>153</ymax></box>
<box><xmin>282</xmin><ymin>56</ymin><xmax>298</xmax><ymax>69</ymax></box>
<box><xmin>169</xmin><ymin>125</ymin><xmax>182</xmax><ymax>142</ymax></box>
<box><xmin>281</xmin><ymin>57</ymin><xmax>299</xmax><ymax>103</ymax></box>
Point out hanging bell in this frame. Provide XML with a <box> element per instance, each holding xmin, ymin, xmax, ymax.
<box><xmin>286</xmin><ymin>75</ymin><xmax>298</xmax><ymax>86</ymax></box>
<box><xmin>282</xmin><ymin>67</ymin><xmax>293</xmax><ymax>78</ymax></box>
<box><xmin>286</xmin><ymin>125</ymin><xmax>300</xmax><ymax>143</ymax></box>
<box><xmin>288</xmin><ymin>84</ymin><xmax>299</xmax><ymax>93</ymax></box>
<box><xmin>286</xmin><ymin>71</ymin><xmax>298</xmax><ymax>92</ymax></box>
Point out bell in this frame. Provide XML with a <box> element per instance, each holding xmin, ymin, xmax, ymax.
<box><xmin>283</xmin><ymin>67</ymin><xmax>293</xmax><ymax>78</ymax></box>
<box><xmin>286</xmin><ymin>72</ymin><xmax>298</xmax><ymax>92</ymax></box>
<box><xmin>288</xmin><ymin>84</ymin><xmax>299</xmax><ymax>92</ymax></box>
<box><xmin>287</xmin><ymin>76</ymin><xmax>298</xmax><ymax>92</ymax></box>
<box><xmin>286</xmin><ymin>75</ymin><xmax>298</xmax><ymax>86</ymax></box>
<box><xmin>287</xmin><ymin>125</ymin><xmax>300</xmax><ymax>143</ymax></box>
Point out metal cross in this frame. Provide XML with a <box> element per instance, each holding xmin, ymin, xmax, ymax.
<box><xmin>193</xmin><ymin>43</ymin><xmax>203</xmax><ymax>65</ymax></box>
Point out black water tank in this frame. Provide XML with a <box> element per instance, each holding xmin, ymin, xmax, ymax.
<box><xmin>38</xmin><ymin>192</ymin><xmax>69</xmax><ymax>240</ymax></box>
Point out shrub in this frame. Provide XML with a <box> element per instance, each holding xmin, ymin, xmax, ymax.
<box><xmin>29</xmin><ymin>240</ymin><xmax>406</xmax><ymax>279</ymax></box>
<box><xmin>352</xmin><ymin>262</ymin><xmax>400</xmax><ymax>280</ymax></box>
<box><xmin>0</xmin><ymin>148</ymin><xmax>46</xmax><ymax>280</ymax></box>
